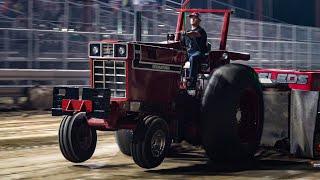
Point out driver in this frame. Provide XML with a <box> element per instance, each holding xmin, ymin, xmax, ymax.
<box><xmin>181</xmin><ymin>12</ymin><xmax>208</xmax><ymax>89</ymax></box>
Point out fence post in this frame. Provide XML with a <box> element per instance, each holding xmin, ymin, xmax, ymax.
<box><xmin>276</xmin><ymin>23</ymin><xmax>281</xmax><ymax>69</ymax></box>
<box><xmin>95</xmin><ymin>3</ymin><xmax>100</xmax><ymax>38</ymax></box>
<box><xmin>258</xmin><ymin>22</ymin><xmax>263</xmax><ymax>68</ymax></box>
<box><xmin>63</xmin><ymin>0</ymin><xmax>69</xmax><ymax>71</ymax></box>
<box><xmin>153</xmin><ymin>10</ymin><xmax>159</xmax><ymax>41</ymax></box>
<box><xmin>240</xmin><ymin>19</ymin><xmax>245</xmax><ymax>51</ymax></box>
<box><xmin>3</xmin><ymin>29</ymin><xmax>9</xmax><ymax>68</ymax></box>
<box><xmin>125</xmin><ymin>7</ymin><xmax>131</xmax><ymax>34</ymax></box>
<box><xmin>134</xmin><ymin>10</ymin><xmax>142</xmax><ymax>41</ymax></box>
<box><xmin>143</xmin><ymin>16</ymin><xmax>149</xmax><ymax>36</ymax></box>
<box><xmin>117</xmin><ymin>10</ymin><xmax>123</xmax><ymax>34</ymax></box>
<box><xmin>34</xmin><ymin>30</ymin><xmax>39</xmax><ymax>69</ymax></box>
<box><xmin>292</xmin><ymin>26</ymin><xmax>297</xmax><ymax>69</ymax></box>
<box><xmin>307</xmin><ymin>28</ymin><xmax>312</xmax><ymax>69</ymax></box>
<box><xmin>27</xmin><ymin>0</ymin><xmax>33</xmax><ymax>69</ymax></box>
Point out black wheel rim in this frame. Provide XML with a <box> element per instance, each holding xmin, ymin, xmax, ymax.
<box><xmin>151</xmin><ymin>129</ymin><xmax>166</xmax><ymax>158</ymax></box>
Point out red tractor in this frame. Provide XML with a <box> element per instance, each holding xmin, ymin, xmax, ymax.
<box><xmin>52</xmin><ymin>4</ymin><xmax>265</xmax><ymax>168</ymax></box>
<box><xmin>52</xmin><ymin>5</ymin><xmax>263</xmax><ymax>168</ymax></box>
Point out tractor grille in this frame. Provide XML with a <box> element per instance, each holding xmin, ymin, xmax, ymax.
<box><xmin>93</xmin><ymin>59</ymin><xmax>126</xmax><ymax>98</ymax></box>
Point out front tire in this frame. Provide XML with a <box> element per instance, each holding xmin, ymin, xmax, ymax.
<box><xmin>59</xmin><ymin>112</ymin><xmax>97</xmax><ymax>163</ymax></box>
<box><xmin>201</xmin><ymin>64</ymin><xmax>264</xmax><ymax>162</ymax></box>
<box><xmin>131</xmin><ymin>116</ymin><xmax>171</xmax><ymax>169</ymax></box>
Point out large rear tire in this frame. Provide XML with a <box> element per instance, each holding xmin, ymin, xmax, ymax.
<box><xmin>201</xmin><ymin>64</ymin><xmax>264</xmax><ymax>162</ymax></box>
<box><xmin>59</xmin><ymin>112</ymin><xmax>97</xmax><ymax>163</ymax></box>
<box><xmin>115</xmin><ymin>129</ymin><xmax>133</xmax><ymax>156</ymax></box>
<box><xmin>131</xmin><ymin>116</ymin><xmax>171</xmax><ymax>169</ymax></box>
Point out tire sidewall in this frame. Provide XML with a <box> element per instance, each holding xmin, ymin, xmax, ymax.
<box><xmin>69</xmin><ymin>112</ymin><xmax>97</xmax><ymax>162</ymax></box>
<box><xmin>143</xmin><ymin>118</ymin><xmax>170</xmax><ymax>167</ymax></box>
<box><xmin>132</xmin><ymin>116</ymin><xmax>171</xmax><ymax>168</ymax></box>
<box><xmin>201</xmin><ymin>64</ymin><xmax>263</xmax><ymax>161</ymax></box>
<box><xmin>59</xmin><ymin>116</ymin><xmax>71</xmax><ymax>161</ymax></box>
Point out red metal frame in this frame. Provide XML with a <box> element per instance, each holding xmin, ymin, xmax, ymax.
<box><xmin>178</xmin><ymin>9</ymin><xmax>233</xmax><ymax>14</ymax></box>
<box><xmin>174</xmin><ymin>0</ymin><xmax>191</xmax><ymax>41</ymax></box>
<box><xmin>219</xmin><ymin>12</ymin><xmax>231</xmax><ymax>50</ymax></box>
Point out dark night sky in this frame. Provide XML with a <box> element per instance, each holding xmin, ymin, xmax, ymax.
<box><xmin>273</xmin><ymin>0</ymin><xmax>315</xmax><ymax>26</ymax></box>
<box><xmin>191</xmin><ymin>0</ymin><xmax>318</xmax><ymax>26</ymax></box>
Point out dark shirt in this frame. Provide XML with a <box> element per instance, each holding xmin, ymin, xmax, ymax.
<box><xmin>182</xmin><ymin>26</ymin><xmax>207</xmax><ymax>54</ymax></box>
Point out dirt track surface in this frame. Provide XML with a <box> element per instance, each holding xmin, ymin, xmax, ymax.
<box><xmin>1</xmin><ymin>112</ymin><xmax>320</xmax><ymax>179</ymax></box>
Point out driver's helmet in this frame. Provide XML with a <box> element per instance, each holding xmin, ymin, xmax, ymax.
<box><xmin>188</xmin><ymin>12</ymin><xmax>201</xmax><ymax>21</ymax></box>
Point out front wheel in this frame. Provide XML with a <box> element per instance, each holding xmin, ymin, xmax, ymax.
<box><xmin>59</xmin><ymin>112</ymin><xmax>97</xmax><ymax>163</ymax></box>
<box><xmin>131</xmin><ymin>115</ymin><xmax>171</xmax><ymax>169</ymax></box>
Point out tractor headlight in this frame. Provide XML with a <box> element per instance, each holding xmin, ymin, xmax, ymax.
<box><xmin>115</xmin><ymin>44</ymin><xmax>127</xmax><ymax>57</ymax></box>
<box><xmin>222</xmin><ymin>52</ymin><xmax>229</xmax><ymax>60</ymax></box>
<box><xmin>89</xmin><ymin>43</ymin><xmax>101</xmax><ymax>57</ymax></box>
<box><xmin>119</xmin><ymin>46</ymin><xmax>126</xmax><ymax>56</ymax></box>
<box><xmin>93</xmin><ymin>46</ymin><xmax>99</xmax><ymax>55</ymax></box>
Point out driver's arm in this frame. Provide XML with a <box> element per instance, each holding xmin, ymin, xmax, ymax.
<box><xmin>180</xmin><ymin>30</ymin><xmax>201</xmax><ymax>38</ymax></box>
<box><xmin>186</xmin><ymin>31</ymin><xmax>201</xmax><ymax>38</ymax></box>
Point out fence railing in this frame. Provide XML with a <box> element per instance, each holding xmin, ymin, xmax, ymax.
<box><xmin>0</xmin><ymin>69</ymin><xmax>89</xmax><ymax>86</ymax></box>
<box><xmin>1</xmin><ymin>0</ymin><xmax>320</xmax><ymax>87</ymax></box>
<box><xmin>0</xmin><ymin>69</ymin><xmax>89</xmax><ymax>100</ymax></box>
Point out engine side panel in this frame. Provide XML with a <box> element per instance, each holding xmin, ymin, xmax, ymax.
<box><xmin>126</xmin><ymin>43</ymin><xmax>186</xmax><ymax>110</ymax></box>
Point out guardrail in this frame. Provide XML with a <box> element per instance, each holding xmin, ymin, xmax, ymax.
<box><xmin>0</xmin><ymin>69</ymin><xmax>89</xmax><ymax>81</ymax></box>
<box><xmin>0</xmin><ymin>69</ymin><xmax>90</xmax><ymax>98</ymax></box>
<box><xmin>0</xmin><ymin>69</ymin><xmax>90</xmax><ymax>109</ymax></box>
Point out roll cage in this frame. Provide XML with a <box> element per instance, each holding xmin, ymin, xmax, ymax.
<box><xmin>174</xmin><ymin>0</ymin><xmax>233</xmax><ymax>51</ymax></box>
